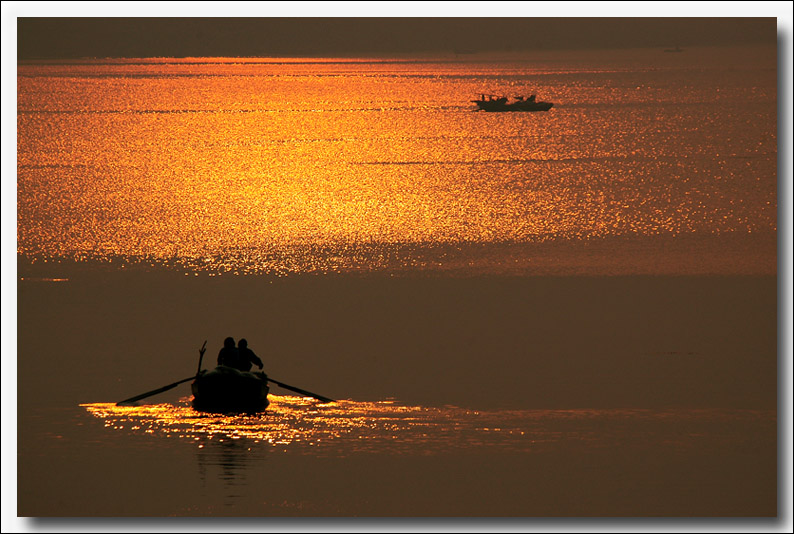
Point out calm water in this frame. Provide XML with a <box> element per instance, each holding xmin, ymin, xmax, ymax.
<box><xmin>81</xmin><ymin>398</ymin><xmax>775</xmax><ymax>459</ymax></box>
<box><xmin>16</xmin><ymin>46</ymin><xmax>778</xmax><ymax>517</ymax></box>
<box><xmin>18</xmin><ymin>47</ymin><xmax>776</xmax><ymax>276</ymax></box>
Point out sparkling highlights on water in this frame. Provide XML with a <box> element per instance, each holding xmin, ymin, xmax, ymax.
<box><xmin>80</xmin><ymin>398</ymin><xmax>773</xmax><ymax>457</ymax></box>
<box><xmin>18</xmin><ymin>55</ymin><xmax>777</xmax><ymax>275</ymax></box>
<box><xmin>82</xmin><ymin>396</ymin><xmax>537</xmax><ymax>456</ymax></box>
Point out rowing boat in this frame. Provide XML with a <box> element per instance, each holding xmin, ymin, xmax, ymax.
<box><xmin>191</xmin><ymin>365</ymin><xmax>270</xmax><ymax>414</ymax></box>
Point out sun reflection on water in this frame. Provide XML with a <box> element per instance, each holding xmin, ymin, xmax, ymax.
<box><xmin>81</xmin><ymin>397</ymin><xmax>773</xmax><ymax>457</ymax></box>
<box><xmin>82</xmin><ymin>396</ymin><xmax>507</xmax><ymax>455</ymax></box>
<box><xmin>18</xmin><ymin>56</ymin><xmax>777</xmax><ymax>276</ymax></box>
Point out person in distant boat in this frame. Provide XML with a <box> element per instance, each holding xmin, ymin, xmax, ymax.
<box><xmin>217</xmin><ymin>336</ymin><xmax>240</xmax><ymax>369</ymax></box>
<box><xmin>237</xmin><ymin>338</ymin><xmax>264</xmax><ymax>372</ymax></box>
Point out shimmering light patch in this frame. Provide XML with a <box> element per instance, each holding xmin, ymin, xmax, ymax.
<box><xmin>19</xmin><ymin>51</ymin><xmax>777</xmax><ymax>275</ymax></box>
<box><xmin>81</xmin><ymin>397</ymin><xmax>773</xmax><ymax>457</ymax></box>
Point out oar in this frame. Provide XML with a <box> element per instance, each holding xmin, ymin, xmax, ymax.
<box><xmin>116</xmin><ymin>376</ymin><xmax>197</xmax><ymax>406</ymax></box>
<box><xmin>196</xmin><ymin>339</ymin><xmax>207</xmax><ymax>375</ymax></box>
<box><xmin>116</xmin><ymin>341</ymin><xmax>208</xmax><ymax>406</ymax></box>
<box><xmin>267</xmin><ymin>378</ymin><xmax>335</xmax><ymax>403</ymax></box>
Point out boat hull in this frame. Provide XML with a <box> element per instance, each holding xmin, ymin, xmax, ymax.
<box><xmin>191</xmin><ymin>366</ymin><xmax>270</xmax><ymax>414</ymax></box>
<box><xmin>472</xmin><ymin>99</ymin><xmax>554</xmax><ymax>112</ymax></box>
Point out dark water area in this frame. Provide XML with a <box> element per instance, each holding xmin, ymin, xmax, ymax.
<box><xmin>17</xmin><ymin>273</ymin><xmax>778</xmax><ymax>517</ymax></box>
<box><xmin>18</xmin><ymin>273</ymin><xmax>778</xmax><ymax>411</ymax></box>
<box><xmin>19</xmin><ymin>403</ymin><xmax>778</xmax><ymax>517</ymax></box>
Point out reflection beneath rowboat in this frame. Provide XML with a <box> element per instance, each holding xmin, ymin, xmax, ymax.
<box><xmin>195</xmin><ymin>433</ymin><xmax>264</xmax><ymax>508</ymax></box>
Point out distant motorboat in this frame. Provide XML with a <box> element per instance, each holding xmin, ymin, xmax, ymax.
<box><xmin>472</xmin><ymin>94</ymin><xmax>554</xmax><ymax>112</ymax></box>
<box><xmin>664</xmin><ymin>45</ymin><xmax>684</xmax><ymax>53</ymax></box>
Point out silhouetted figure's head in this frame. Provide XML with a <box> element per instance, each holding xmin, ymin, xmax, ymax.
<box><xmin>224</xmin><ymin>337</ymin><xmax>235</xmax><ymax>348</ymax></box>
<box><xmin>239</xmin><ymin>338</ymin><xmax>248</xmax><ymax>349</ymax></box>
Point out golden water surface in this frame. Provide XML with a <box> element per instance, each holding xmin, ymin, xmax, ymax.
<box><xmin>81</xmin><ymin>396</ymin><xmax>774</xmax><ymax>457</ymax></box>
<box><xmin>18</xmin><ymin>52</ymin><xmax>777</xmax><ymax>275</ymax></box>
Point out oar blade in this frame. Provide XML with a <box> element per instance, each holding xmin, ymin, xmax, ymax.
<box><xmin>268</xmin><ymin>378</ymin><xmax>335</xmax><ymax>403</ymax></box>
<box><xmin>116</xmin><ymin>376</ymin><xmax>196</xmax><ymax>406</ymax></box>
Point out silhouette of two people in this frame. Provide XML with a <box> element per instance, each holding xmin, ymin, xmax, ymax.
<box><xmin>217</xmin><ymin>336</ymin><xmax>264</xmax><ymax>372</ymax></box>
